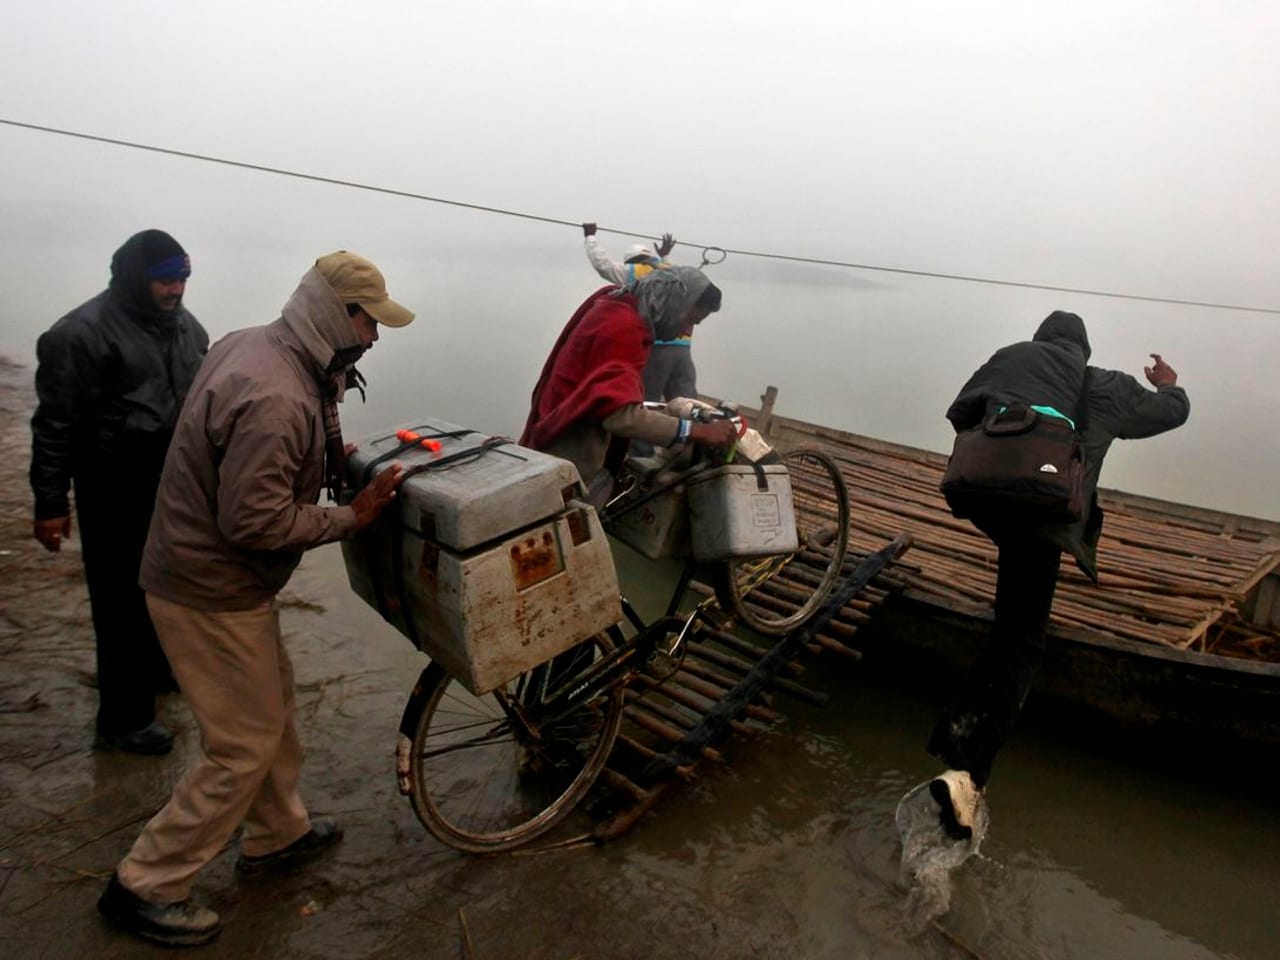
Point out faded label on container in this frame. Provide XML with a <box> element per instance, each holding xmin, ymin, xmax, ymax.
<box><xmin>750</xmin><ymin>493</ymin><xmax>781</xmax><ymax>528</ymax></box>
<box><xmin>509</xmin><ymin>527</ymin><xmax>564</xmax><ymax>591</ymax></box>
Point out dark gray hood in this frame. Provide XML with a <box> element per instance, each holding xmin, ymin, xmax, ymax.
<box><xmin>1033</xmin><ymin>310</ymin><xmax>1091</xmax><ymax>361</ymax></box>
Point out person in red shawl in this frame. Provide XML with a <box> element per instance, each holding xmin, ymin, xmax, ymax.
<box><xmin>521</xmin><ymin>265</ymin><xmax>737</xmax><ymax>503</ymax></box>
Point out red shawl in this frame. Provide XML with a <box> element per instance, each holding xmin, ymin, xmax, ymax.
<box><xmin>520</xmin><ymin>286</ymin><xmax>652</xmax><ymax>453</ymax></box>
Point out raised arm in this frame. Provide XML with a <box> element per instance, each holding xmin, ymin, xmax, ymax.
<box><xmin>1104</xmin><ymin>354</ymin><xmax>1190</xmax><ymax>440</ymax></box>
<box><xmin>582</xmin><ymin>223</ymin><xmax>626</xmax><ymax>285</ymax></box>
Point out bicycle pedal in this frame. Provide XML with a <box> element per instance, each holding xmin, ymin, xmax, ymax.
<box><xmin>643</xmin><ymin>650</ymin><xmax>681</xmax><ymax>680</ymax></box>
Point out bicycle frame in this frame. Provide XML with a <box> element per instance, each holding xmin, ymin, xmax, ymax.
<box><xmin>598</xmin><ymin>459</ymin><xmax>712</xmax><ymax>527</ymax></box>
<box><xmin>521</xmin><ymin>561</ymin><xmax>708</xmax><ymax>732</ymax></box>
<box><xmin>394</xmin><ymin>436</ymin><xmax>852</xmax><ymax>852</ymax></box>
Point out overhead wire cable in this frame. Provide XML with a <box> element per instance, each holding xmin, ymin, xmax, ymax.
<box><xmin>3</xmin><ymin>117</ymin><xmax>1277</xmax><ymax>316</ymax></box>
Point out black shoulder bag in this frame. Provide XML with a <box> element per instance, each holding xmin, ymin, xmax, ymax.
<box><xmin>939</xmin><ymin>371</ymin><xmax>1089</xmax><ymax>523</ymax></box>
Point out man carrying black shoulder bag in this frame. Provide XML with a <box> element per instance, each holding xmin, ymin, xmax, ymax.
<box><xmin>940</xmin><ymin>371</ymin><xmax>1089</xmax><ymax>525</ymax></box>
<box><xmin>923</xmin><ymin>310</ymin><xmax>1189</xmax><ymax>843</ymax></box>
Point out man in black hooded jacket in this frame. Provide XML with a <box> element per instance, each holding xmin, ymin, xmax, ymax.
<box><xmin>30</xmin><ymin>230</ymin><xmax>209</xmax><ymax>755</ymax></box>
<box><xmin>928</xmin><ymin>310</ymin><xmax>1189</xmax><ymax>839</ymax></box>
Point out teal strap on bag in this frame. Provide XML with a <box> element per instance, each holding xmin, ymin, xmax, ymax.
<box><xmin>1030</xmin><ymin>405</ymin><xmax>1074</xmax><ymax>429</ymax></box>
<box><xmin>996</xmin><ymin>404</ymin><xmax>1075</xmax><ymax>430</ymax></box>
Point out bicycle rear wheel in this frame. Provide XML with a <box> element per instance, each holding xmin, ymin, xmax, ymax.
<box><xmin>713</xmin><ymin>447</ymin><xmax>850</xmax><ymax>635</ymax></box>
<box><xmin>407</xmin><ymin>633</ymin><xmax>623</xmax><ymax>853</ymax></box>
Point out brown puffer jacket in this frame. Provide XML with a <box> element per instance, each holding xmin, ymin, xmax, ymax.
<box><xmin>139</xmin><ymin>267</ymin><xmax>362</xmax><ymax>611</ymax></box>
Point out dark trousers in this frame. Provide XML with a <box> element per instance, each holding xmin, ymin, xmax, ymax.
<box><xmin>75</xmin><ymin>469</ymin><xmax>172</xmax><ymax>735</ymax></box>
<box><xmin>926</xmin><ymin>536</ymin><xmax>1062</xmax><ymax>788</ymax></box>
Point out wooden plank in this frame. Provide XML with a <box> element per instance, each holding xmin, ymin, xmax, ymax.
<box><xmin>644</xmin><ymin>536</ymin><xmax>911</xmax><ymax>781</ymax></box>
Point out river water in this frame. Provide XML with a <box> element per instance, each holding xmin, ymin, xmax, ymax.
<box><xmin>600</xmin><ymin>546</ymin><xmax>1280</xmax><ymax>960</ymax></box>
<box><xmin>2</xmin><ymin>136</ymin><xmax>1278</xmax><ymax>956</ymax></box>
<box><xmin>227</xmin><ymin>541</ymin><xmax>1280</xmax><ymax>960</ymax></box>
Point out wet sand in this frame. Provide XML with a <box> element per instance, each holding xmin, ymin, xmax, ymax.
<box><xmin>3</xmin><ymin>356</ymin><xmax>1279</xmax><ymax>959</ymax></box>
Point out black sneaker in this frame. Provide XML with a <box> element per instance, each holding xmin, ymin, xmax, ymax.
<box><xmin>235</xmin><ymin>818</ymin><xmax>343</xmax><ymax>875</ymax></box>
<box><xmin>95</xmin><ymin>721</ymin><xmax>174</xmax><ymax>756</ymax></box>
<box><xmin>97</xmin><ymin>873</ymin><xmax>222</xmax><ymax>947</ymax></box>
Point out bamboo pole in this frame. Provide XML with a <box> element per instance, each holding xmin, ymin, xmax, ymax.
<box><xmin>621</xmin><ymin>705</ymin><xmax>723</xmax><ymax>760</ymax></box>
<box><xmin>613</xmin><ymin>734</ymin><xmax>696</xmax><ymax>782</ymax></box>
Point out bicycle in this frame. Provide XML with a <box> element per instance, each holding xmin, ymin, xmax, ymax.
<box><xmin>391</xmin><ymin>407</ymin><xmax>850</xmax><ymax>853</ymax></box>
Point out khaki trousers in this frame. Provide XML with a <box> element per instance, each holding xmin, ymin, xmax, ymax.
<box><xmin>117</xmin><ymin>594</ymin><xmax>311</xmax><ymax>902</ymax></box>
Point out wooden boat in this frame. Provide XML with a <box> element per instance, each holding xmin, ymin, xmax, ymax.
<box><xmin>738</xmin><ymin>387</ymin><xmax>1280</xmax><ymax>747</ymax></box>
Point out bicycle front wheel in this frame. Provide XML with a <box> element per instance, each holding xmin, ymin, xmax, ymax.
<box><xmin>713</xmin><ymin>446</ymin><xmax>851</xmax><ymax>635</ymax></box>
<box><xmin>407</xmin><ymin>633</ymin><xmax>623</xmax><ymax>853</ymax></box>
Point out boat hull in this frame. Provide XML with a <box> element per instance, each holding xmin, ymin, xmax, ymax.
<box><xmin>858</xmin><ymin>593</ymin><xmax>1280</xmax><ymax>748</ymax></box>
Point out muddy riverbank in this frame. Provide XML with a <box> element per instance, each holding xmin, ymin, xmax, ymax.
<box><xmin>3</xmin><ymin>356</ymin><xmax>1279</xmax><ymax>960</ymax></box>
<box><xmin>0</xmin><ymin>356</ymin><xmax>917</xmax><ymax>959</ymax></box>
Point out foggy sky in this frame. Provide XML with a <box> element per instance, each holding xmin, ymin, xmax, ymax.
<box><xmin>2</xmin><ymin>1</ymin><xmax>1277</xmax><ymax>519</ymax></box>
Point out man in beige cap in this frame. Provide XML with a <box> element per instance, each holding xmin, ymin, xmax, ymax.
<box><xmin>98</xmin><ymin>252</ymin><xmax>414</xmax><ymax>947</ymax></box>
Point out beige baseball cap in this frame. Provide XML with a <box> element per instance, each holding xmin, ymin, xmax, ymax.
<box><xmin>315</xmin><ymin>251</ymin><xmax>415</xmax><ymax>328</ymax></box>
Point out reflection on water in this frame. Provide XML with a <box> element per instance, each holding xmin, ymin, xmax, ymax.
<box><xmin>690</xmin><ymin>660</ymin><xmax>1278</xmax><ymax>959</ymax></box>
<box><xmin>572</xmin><ymin>538</ymin><xmax>1280</xmax><ymax>959</ymax></box>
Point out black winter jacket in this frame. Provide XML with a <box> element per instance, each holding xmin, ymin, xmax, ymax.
<box><xmin>30</xmin><ymin>238</ymin><xmax>209</xmax><ymax>519</ymax></box>
<box><xmin>947</xmin><ymin>311</ymin><xmax>1190</xmax><ymax>581</ymax></box>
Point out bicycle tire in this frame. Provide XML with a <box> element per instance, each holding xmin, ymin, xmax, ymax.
<box><xmin>407</xmin><ymin>632</ymin><xmax>623</xmax><ymax>853</ymax></box>
<box><xmin>713</xmin><ymin>446</ymin><xmax>851</xmax><ymax>635</ymax></box>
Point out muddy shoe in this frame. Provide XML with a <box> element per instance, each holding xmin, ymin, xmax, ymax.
<box><xmin>930</xmin><ymin>769</ymin><xmax>979</xmax><ymax>841</ymax></box>
<box><xmin>236</xmin><ymin>818</ymin><xmax>343</xmax><ymax>874</ymax></box>
<box><xmin>97</xmin><ymin>873</ymin><xmax>222</xmax><ymax>947</ymax></box>
<box><xmin>95</xmin><ymin>721</ymin><xmax>174</xmax><ymax>756</ymax></box>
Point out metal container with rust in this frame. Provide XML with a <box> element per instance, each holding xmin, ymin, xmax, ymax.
<box><xmin>341</xmin><ymin>419</ymin><xmax>621</xmax><ymax>694</ymax></box>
